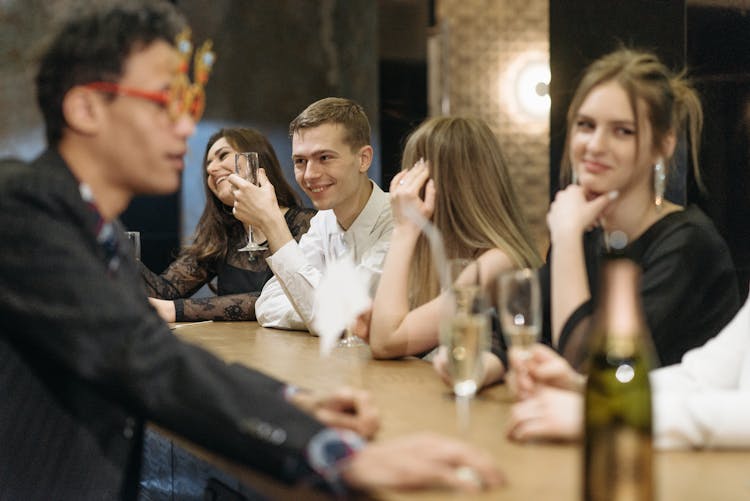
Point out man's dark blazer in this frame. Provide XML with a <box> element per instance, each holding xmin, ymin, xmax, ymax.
<box><xmin>0</xmin><ymin>150</ymin><xmax>325</xmax><ymax>500</ymax></box>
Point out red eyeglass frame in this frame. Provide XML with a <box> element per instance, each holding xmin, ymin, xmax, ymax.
<box><xmin>83</xmin><ymin>81</ymin><xmax>205</xmax><ymax>122</ymax></box>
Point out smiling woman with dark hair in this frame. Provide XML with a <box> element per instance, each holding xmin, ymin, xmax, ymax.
<box><xmin>140</xmin><ymin>127</ymin><xmax>316</xmax><ymax>322</ymax></box>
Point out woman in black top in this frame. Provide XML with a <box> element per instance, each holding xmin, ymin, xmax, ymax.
<box><xmin>141</xmin><ymin>127</ymin><xmax>315</xmax><ymax>321</ymax></box>
<box><xmin>435</xmin><ymin>49</ymin><xmax>740</xmax><ymax>387</ymax></box>
<box><xmin>538</xmin><ymin>49</ymin><xmax>740</xmax><ymax>370</ymax></box>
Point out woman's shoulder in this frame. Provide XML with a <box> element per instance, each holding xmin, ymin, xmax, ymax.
<box><xmin>649</xmin><ymin>205</ymin><xmax>724</xmax><ymax>244</ymax></box>
<box><xmin>477</xmin><ymin>247</ymin><xmax>516</xmax><ymax>274</ymax></box>
<box><xmin>635</xmin><ymin>204</ymin><xmax>731</xmax><ymax>262</ymax></box>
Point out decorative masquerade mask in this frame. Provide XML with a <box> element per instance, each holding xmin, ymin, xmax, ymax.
<box><xmin>84</xmin><ymin>28</ymin><xmax>216</xmax><ymax>122</ymax></box>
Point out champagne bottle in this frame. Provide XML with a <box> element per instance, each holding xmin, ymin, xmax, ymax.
<box><xmin>584</xmin><ymin>257</ymin><xmax>655</xmax><ymax>501</ymax></box>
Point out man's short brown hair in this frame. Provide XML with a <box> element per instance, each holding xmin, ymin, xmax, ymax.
<box><xmin>289</xmin><ymin>97</ymin><xmax>371</xmax><ymax>150</ymax></box>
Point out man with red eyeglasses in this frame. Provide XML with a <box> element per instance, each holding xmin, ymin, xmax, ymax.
<box><xmin>0</xmin><ymin>1</ymin><xmax>503</xmax><ymax>499</ymax></box>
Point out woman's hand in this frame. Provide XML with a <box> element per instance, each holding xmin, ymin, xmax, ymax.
<box><xmin>508</xmin><ymin>344</ymin><xmax>585</xmax><ymax>400</ymax></box>
<box><xmin>432</xmin><ymin>346</ymin><xmax>453</xmax><ymax>386</ymax></box>
<box><xmin>547</xmin><ymin>184</ymin><xmax>618</xmax><ymax>244</ymax></box>
<box><xmin>432</xmin><ymin>348</ymin><xmax>505</xmax><ymax>390</ymax></box>
<box><xmin>506</xmin><ymin>387</ymin><xmax>583</xmax><ymax>443</ymax></box>
<box><xmin>149</xmin><ymin>297</ymin><xmax>176</xmax><ymax>322</ymax></box>
<box><xmin>389</xmin><ymin>159</ymin><xmax>436</xmax><ymax>237</ymax></box>
<box><xmin>350</xmin><ymin>306</ymin><xmax>372</xmax><ymax>342</ymax></box>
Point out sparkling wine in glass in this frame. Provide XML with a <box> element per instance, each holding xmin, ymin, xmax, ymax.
<box><xmin>235</xmin><ymin>152</ymin><xmax>267</xmax><ymax>252</ymax></box>
<box><xmin>440</xmin><ymin>259</ymin><xmax>490</xmax><ymax>433</ymax></box>
<box><xmin>440</xmin><ymin>260</ymin><xmax>490</xmax><ymax>396</ymax></box>
<box><xmin>498</xmin><ymin>268</ymin><xmax>541</xmax><ymax>360</ymax></box>
<box><xmin>442</xmin><ymin>309</ymin><xmax>489</xmax><ymax>398</ymax></box>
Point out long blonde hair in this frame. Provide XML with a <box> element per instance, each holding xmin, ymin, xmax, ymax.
<box><xmin>560</xmin><ymin>48</ymin><xmax>704</xmax><ymax>190</ymax></box>
<box><xmin>401</xmin><ymin>116</ymin><xmax>542</xmax><ymax>307</ymax></box>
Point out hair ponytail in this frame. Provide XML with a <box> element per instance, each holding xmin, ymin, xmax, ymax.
<box><xmin>670</xmin><ymin>75</ymin><xmax>705</xmax><ymax>191</ymax></box>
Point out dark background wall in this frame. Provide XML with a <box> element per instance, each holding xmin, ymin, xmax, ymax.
<box><xmin>688</xmin><ymin>4</ymin><xmax>750</xmax><ymax>297</ymax></box>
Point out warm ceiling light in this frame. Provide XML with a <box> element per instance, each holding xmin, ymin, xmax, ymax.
<box><xmin>514</xmin><ymin>58</ymin><xmax>550</xmax><ymax>118</ymax></box>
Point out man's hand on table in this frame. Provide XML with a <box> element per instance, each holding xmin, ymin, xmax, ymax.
<box><xmin>289</xmin><ymin>386</ymin><xmax>380</xmax><ymax>439</ymax></box>
<box><xmin>342</xmin><ymin>432</ymin><xmax>506</xmax><ymax>492</ymax></box>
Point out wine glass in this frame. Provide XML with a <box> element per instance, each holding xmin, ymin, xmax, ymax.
<box><xmin>125</xmin><ymin>231</ymin><xmax>141</xmax><ymax>261</ymax></box>
<box><xmin>498</xmin><ymin>268</ymin><xmax>541</xmax><ymax>362</ymax></box>
<box><xmin>235</xmin><ymin>152</ymin><xmax>268</xmax><ymax>252</ymax></box>
<box><xmin>325</xmin><ymin>232</ymin><xmax>366</xmax><ymax>348</ymax></box>
<box><xmin>440</xmin><ymin>260</ymin><xmax>490</xmax><ymax>391</ymax></box>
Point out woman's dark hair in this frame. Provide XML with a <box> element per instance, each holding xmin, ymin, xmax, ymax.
<box><xmin>185</xmin><ymin>127</ymin><xmax>301</xmax><ymax>263</ymax></box>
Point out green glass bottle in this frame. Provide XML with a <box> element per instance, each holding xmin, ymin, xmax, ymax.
<box><xmin>584</xmin><ymin>258</ymin><xmax>655</xmax><ymax>501</ymax></box>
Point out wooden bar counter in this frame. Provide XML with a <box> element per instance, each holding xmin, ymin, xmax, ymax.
<box><xmin>161</xmin><ymin>321</ymin><xmax>750</xmax><ymax>500</ymax></box>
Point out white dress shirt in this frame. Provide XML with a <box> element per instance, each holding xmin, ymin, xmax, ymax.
<box><xmin>653</xmin><ymin>285</ymin><xmax>750</xmax><ymax>449</ymax></box>
<box><xmin>256</xmin><ymin>181</ymin><xmax>393</xmax><ymax>332</ymax></box>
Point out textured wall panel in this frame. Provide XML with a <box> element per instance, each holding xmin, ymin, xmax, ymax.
<box><xmin>435</xmin><ymin>0</ymin><xmax>550</xmax><ymax>252</ymax></box>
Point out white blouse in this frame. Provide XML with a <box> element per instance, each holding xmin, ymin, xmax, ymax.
<box><xmin>653</xmin><ymin>285</ymin><xmax>750</xmax><ymax>449</ymax></box>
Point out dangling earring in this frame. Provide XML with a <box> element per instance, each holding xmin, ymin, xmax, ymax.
<box><xmin>653</xmin><ymin>160</ymin><xmax>666</xmax><ymax>212</ymax></box>
<box><xmin>571</xmin><ymin>168</ymin><xmax>579</xmax><ymax>186</ymax></box>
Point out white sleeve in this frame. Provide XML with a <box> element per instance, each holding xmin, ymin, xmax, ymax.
<box><xmin>353</xmin><ymin>227</ymin><xmax>392</xmax><ymax>296</ymax></box>
<box><xmin>654</xmin><ymin>390</ymin><xmax>750</xmax><ymax>450</ymax></box>
<box><xmin>652</xmin><ymin>293</ymin><xmax>750</xmax><ymax>449</ymax></box>
<box><xmin>255</xmin><ymin>218</ymin><xmax>326</xmax><ymax>331</ymax></box>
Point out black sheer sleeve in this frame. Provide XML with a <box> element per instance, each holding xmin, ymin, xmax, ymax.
<box><xmin>139</xmin><ymin>252</ymin><xmax>215</xmax><ymax>299</ymax></box>
<box><xmin>286</xmin><ymin>206</ymin><xmax>316</xmax><ymax>242</ymax></box>
<box><xmin>552</xmin><ymin>229</ymin><xmax>603</xmax><ymax>371</ymax></box>
<box><xmin>175</xmin><ymin>292</ymin><xmax>260</xmax><ymax>322</ymax></box>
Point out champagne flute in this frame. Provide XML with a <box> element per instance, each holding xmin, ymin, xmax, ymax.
<box><xmin>125</xmin><ymin>231</ymin><xmax>141</xmax><ymax>261</ymax></box>
<box><xmin>440</xmin><ymin>259</ymin><xmax>490</xmax><ymax>433</ymax></box>
<box><xmin>235</xmin><ymin>152</ymin><xmax>268</xmax><ymax>252</ymax></box>
<box><xmin>326</xmin><ymin>232</ymin><xmax>366</xmax><ymax>348</ymax></box>
<box><xmin>498</xmin><ymin>268</ymin><xmax>541</xmax><ymax>362</ymax></box>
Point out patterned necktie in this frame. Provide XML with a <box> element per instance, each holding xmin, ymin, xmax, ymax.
<box><xmin>79</xmin><ymin>183</ymin><xmax>121</xmax><ymax>275</ymax></box>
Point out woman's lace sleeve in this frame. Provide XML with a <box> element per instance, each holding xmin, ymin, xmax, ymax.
<box><xmin>139</xmin><ymin>252</ymin><xmax>214</xmax><ymax>299</ymax></box>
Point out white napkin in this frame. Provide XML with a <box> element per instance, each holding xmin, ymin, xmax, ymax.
<box><xmin>313</xmin><ymin>255</ymin><xmax>371</xmax><ymax>356</ymax></box>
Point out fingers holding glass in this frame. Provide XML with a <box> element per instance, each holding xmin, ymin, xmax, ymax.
<box><xmin>234</xmin><ymin>152</ymin><xmax>267</xmax><ymax>252</ymax></box>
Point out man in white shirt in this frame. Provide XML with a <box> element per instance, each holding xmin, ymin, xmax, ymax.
<box><xmin>230</xmin><ymin>97</ymin><xmax>392</xmax><ymax>331</ymax></box>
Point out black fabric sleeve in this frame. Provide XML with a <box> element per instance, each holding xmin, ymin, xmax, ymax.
<box><xmin>488</xmin><ymin>308</ymin><xmax>508</xmax><ymax>373</ymax></box>
<box><xmin>629</xmin><ymin>215</ymin><xmax>740</xmax><ymax>366</ymax></box>
<box><xmin>557</xmin><ymin>300</ymin><xmax>594</xmax><ymax>371</ymax></box>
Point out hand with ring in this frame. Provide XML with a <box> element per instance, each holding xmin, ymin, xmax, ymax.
<box><xmin>388</xmin><ymin>158</ymin><xmax>436</xmax><ymax>234</ymax></box>
<box><xmin>341</xmin><ymin>432</ymin><xmax>505</xmax><ymax>492</ymax></box>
